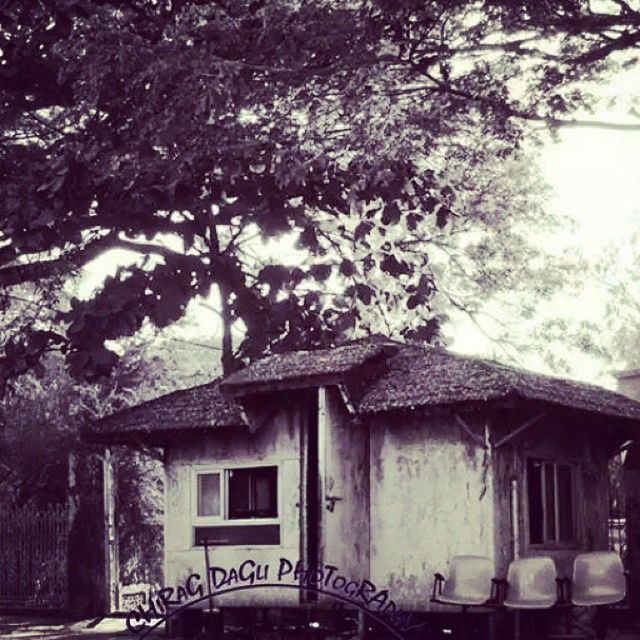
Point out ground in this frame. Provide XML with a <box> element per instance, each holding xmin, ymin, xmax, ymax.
<box><xmin>0</xmin><ymin>615</ymin><xmax>639</xmax><ymax>639</ymax></box>
<box><xmin>0</xmin><ymin>616</ymin><xmax>155</xmax><ymax>640</ymax></box>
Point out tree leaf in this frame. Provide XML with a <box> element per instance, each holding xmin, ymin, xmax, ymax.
<box><xmin>310</xmin><ymin>264</ymin><xmax>332</xmax><ymax>281</ymax></box>
<box><xmin>339</xmin><ymin>259</ymin><xmax>357</xmax><ymax>277</ymax></box>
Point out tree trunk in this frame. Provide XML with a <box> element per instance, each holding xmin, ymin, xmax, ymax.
<box><xmin>219</xmin><ymin>283</ymin><xmax>234</xmax><ymax>375</ymax></box>
<box><xmin>206</xmin><ymin>213</ymin><xmax>235</xmax><ymax>375</ymax></box>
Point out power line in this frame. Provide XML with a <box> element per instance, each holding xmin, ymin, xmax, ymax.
<box><xmin>166</xmin><ymin>337</ymin><xmax>222</xmax><ymax>351</ymax></box>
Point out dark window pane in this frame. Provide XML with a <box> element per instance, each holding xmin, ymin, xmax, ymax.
<box><xmin>254</xmin><ymin>468</ymin><xmax>277</xmax><ymax>516</ymax></box>
<box><xmin>228</xmin><ymin>467</ymin><xmax>277</xmax><ymax>519</ymax></box>
<box><xmin>544</xmin><ymin>462</ymin><xmax>556</xmax><ymax>542</ymax></box>
<box><xmin>255</xmin><ymin>477</ymin><xmax>271</xmax><ymax>510</ymax></box>
<box><xmin>197</xmin><ymin>473</ymin><xmax>220</xmax><ymax>517</ymax></box>
<box><xmin>255</xmin><ymin>477</ymin><xmax>273</xmax><ymax>511</ymax></box>
<box><xmin>527</xmin><ymin>459</ymin><xmax>543</xmax><ymax>544</ymax></box>
<box><xmin>557</xmin><ymin>465</ymin><xmax>574</xmax><ymax>541</ymax></box>
<box><xmin>228</xmin><ymin>469</ymin><xmax>252</xmax><ymax>518</ymax></box>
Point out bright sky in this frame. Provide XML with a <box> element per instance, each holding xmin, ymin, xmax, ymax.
<box><xmin>540</xmin><ymin>129</ymin><xmax>640</xmax><ymax>255</ymax></box>
<box><xmin>451</xmin><ymin>68</ymin><xmax>640</xmax><ymax>385</ymax></box>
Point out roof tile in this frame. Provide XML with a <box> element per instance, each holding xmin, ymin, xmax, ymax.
<box><xmin>89</xmin><ymin>379</ymin><xmax>246</xmax><ymax>441</ymax></box>
<box><xmin>221</xmin><ymin>337</ymin><xmax>396</xmax><ymax>391</ymax></box>
<box><xmin>359</xmin><ymin>345</ymin><xmax>640</xmax><ymax>420</ymax></box>
<box><xmin>92</xmin><ymin>340</ymin><xmax>640</xmax><ymax>441</ymax></box>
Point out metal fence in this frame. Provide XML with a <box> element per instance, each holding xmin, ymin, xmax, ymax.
<box><xmin>0</xmin><ymin>503</ymin><xmax>69</xmax><ymax>610</ymax></box>
<box><xmin>608</xmin><ymin>516</ymin><xmax>627</xmax><ymax>566</ymax></box>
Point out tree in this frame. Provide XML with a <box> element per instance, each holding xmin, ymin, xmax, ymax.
<box><xmin>0</xmin><ymin>337</ymin><xmax>171</xmax><ymax>509</ymax></box>
<box><xmin>2</xmin><ymin>0</ymin><xmax>638</xmax><ymax>385</ymax></box>
<box><xmin>0</xmin><ymin>335</ymin><xmax>209</xmax><ymax>608</ymax></box>
<box><xmin>503</xmin><ymin>222</ymin><xmax>640</xmax><ymax>378</ymax></box>
<box><xmin>584</xmin><ymin>227</ymin><xmax>640</xmax><ymax>372</ymax></box>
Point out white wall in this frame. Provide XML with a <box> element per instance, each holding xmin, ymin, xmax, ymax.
<box><xmin>368</xmin><ymin>413</ymin><xmax>495</xmax><ymax>611</ymax></box>
<box><xmin>321</xmin><ymin>387</ymin><xmax>370</xmax><ymax>583</ymax></box>
<box><xmin>164</xmin><ymin>403</ymin><xmax>304</xmax><ymax>607</ymax></box>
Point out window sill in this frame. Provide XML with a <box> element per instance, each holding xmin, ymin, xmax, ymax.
<box><xmin>193</xmin><ymin>523</ymin><xmax>281</xmax><ymax>547</ymax></box>
<box><xmin>194</xmin><ymin>518</ymin><xmax>279</xmax><ymax>527</ymax></box>
<box><xmin>191</xmin><ymin>543</ymin><xmax>281</xmax><ymax>550</ymax></box>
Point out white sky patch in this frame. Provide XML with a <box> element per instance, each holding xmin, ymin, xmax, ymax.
<box><xmin>450</xmin><ymin>128</ymin><xmax>640</xmax><ymax>384</ymax></box>
<box><xmin>539</xmin><ymin>128</ymin><xmax>640</xmax><ymax>253</ymax></box>
<box><xmin>257</xmin><ymin>233</ymin><xmax>307</xmax><ymax>266</ymax></box>
<box><xmin>447</xmin><ymin>65</ymin><xmax>640</xmax><ymax>384</ymax></box>
<box><xmin>74</xmin><ymin>249</ymin><xmax>142</xmax><ymax>300</ymax></box>
<box><xmin>74</xmin><ymin>233</ymin><xmax>187</xmax><ymax>300</ymax></box>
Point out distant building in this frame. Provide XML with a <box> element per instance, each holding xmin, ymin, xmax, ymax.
<box><xmin>615</xmin><ymin>368</ymin><xmax>640</xmax><ymax>403</ymax></box>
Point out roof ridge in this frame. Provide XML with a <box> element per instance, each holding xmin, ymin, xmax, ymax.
<box><xmin>222</xmin><ymin>337</ymin><xmax>401</xmax><ymax>391</ymax></box>
<box><xmin>255</xmin><ymin>334</ymin><xmax>400</xmax><ymax>358</ymax></box>
<box><xmin>335</xmin><ymin>333</ymin><xmax>402</xmax><ymax>347</ymax></box>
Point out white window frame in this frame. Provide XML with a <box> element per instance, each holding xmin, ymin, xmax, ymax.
<box><xmin>193</xmin><ymin>467</ymin><xmax>224</xmax><ymax>525</ymax></box>
<box><xmin>192</xmin><ymin>463</ymin><xmax>281</xmax><ymax>528</ymax></box>
<box><xmin>525</xmin><ymin>456</ymin><xmax>580</xmax><ymax>548</ymax></box>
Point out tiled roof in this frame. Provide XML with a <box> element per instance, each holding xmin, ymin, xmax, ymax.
<box><xmin>221</xmin><ymin>337</ymin><xmax>397</xmax><ymax>393</ymax></box>
<box><xmin>92</xmin><ymin>340</ymin><xmax>640</xmax><ymax>442</ymax></box>
<box><xmin>88</xmin><ymin>379</ymin><xmax>246</xmax><ymax>442</ymax></box>
<box><xmin>359</xmin><ymin>345</ymin><xmax>640</xmax><ymax>421</ymax></box>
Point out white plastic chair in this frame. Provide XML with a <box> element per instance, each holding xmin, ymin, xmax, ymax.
<box><xmin>503</xmin><ymin>557</ymin><xmax>558</xmax><ymax>609</ymax></box>
<box><xmin>433</xmin><ymin>555</ymin><xmax>494</xmax><ymax>606</ymax></box>
<box><xmin>571</xmin><ymin>551</ymin><xmax>626</xmax><ymax>606</ymax></box>
<box><xmin>431</xmin><ymin>556</ymin><xmax>497</xmax><ymax>640</ymax></box>
<box><xmin>559</xmin><ymin>552</ymin><xmax>628</xmax><ymax>640</ymax></box>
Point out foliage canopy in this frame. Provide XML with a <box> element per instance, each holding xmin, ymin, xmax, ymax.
<box><xmin>2</xmin><ymin>0</ymin><xmax>639</xmax><ymax>383</ymax></box>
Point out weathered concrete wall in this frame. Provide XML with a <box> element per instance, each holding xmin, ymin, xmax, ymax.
<box><xmin>162</xmin><ymin>388</ymin><xmax>613</xmax><ymax>615</ymax></box>
<box><xmin>492</xmin><ymin>413</ymin><xmax>610</xmax><ymax>580</ymax></box>
<box><xmin>321</xmin><ymin>387</ymin><xmax>370</xmax><ymax>583</ymax></box>
<box><xmin>164</xmin><ymin>401</ymin><xmax>306</xmax><ymax>607</ymax></box>
<box><xmin>368</xmin><ymin>412</ymin><xmax>495</xmax><ymax>611</ymax></box>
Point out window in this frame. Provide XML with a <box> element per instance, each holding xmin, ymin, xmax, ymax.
<box><xmin>194</xmin><ymin>465</ymin><xmax>278</xmax><ymax>521</ymax></box>
<box><xmin>527</xmin><ymin>458</ymin><xmax>576</xmax><ymax>545</ymax></box>
<box><xmin>193</xmin><ymin>465</ymin><xmax>279</xmax><ymax>547</ymax></box>
<box><xmin>228</xmin><ymin>467</ymin><xmax>278</xmax><ymax>519</ymax></box>
<box><xmin>197</xmin><ymin>473</ymin><xmax>221</xmax><ymax>517</ymax></box>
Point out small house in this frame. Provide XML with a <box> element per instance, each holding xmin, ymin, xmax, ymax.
<box><xmin>89</xmin><ymin>338</ymin><xmax>640</xmax><ymax>626</ymax></box>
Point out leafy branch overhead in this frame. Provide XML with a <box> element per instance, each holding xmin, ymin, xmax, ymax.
<box><xmin>1</xmin><ymin>0</ymin><xmax>638</xmax><ymax>383</ymax></box>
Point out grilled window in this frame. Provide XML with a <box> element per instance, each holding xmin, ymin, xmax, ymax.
<box><xmin>527</xmin><ymin>458</ymin><xmax>576</xmax><ymax>545</ymax></box>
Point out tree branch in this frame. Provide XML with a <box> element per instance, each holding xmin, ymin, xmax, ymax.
<box><xmin>572</xmin><ymin>29</ymin><xmax>640</xmax><ymax>64</ymax></box>
<box><xmin>0</xmin><ymin>234</ymin><xmax>200</xmax><ymax>288</ymax></box>
<box><xmin>0</xmin><ymin>235</ymin><xmax>116</xmax><ymax>287</ymax></box>
<box><xmin>396</xmin><ymin>77</ymin><xmax>640</xmax><ymax>132</ymax></box>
